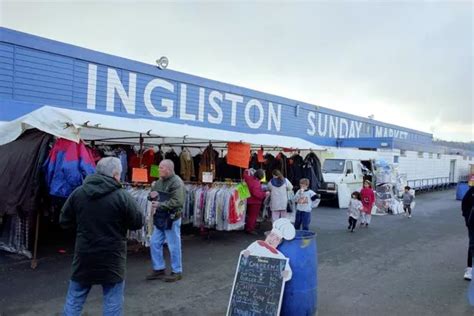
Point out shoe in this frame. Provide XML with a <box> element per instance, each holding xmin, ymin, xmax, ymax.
<box><xmin>347</xmin><ymin>225</ymin><xmax>351</xmax><ymax>230</ymax></box>
<box><xmin>464</xmin><ymin>268</ymin><xmax>472</xmax><ymax>281</ymax></box>
<box><xmin>164</xmin><ymin>272</ymin><xmax>182</xmax><ymax>283</ymax></box>
<box><xmin>408</xmin><ymin>215</ymin><xmax>412</xmax><ymax>218</ymax></box>
<box><xmin>350</xmin><ymin>229</ymin><xmax>354</xmax><ymax>233</ymax></box>
<box><xmin>366</xmin><ymin>223</ymin><xmax>369</xmax><ymax>227</ymax></box>
<box><xmin>146</xmin><ymin>269</ymin><xmax>166</xmax><ymax>281</ymax></box>
<box><xmin>246</xmin><ymin>230</ymin><xmax>258</xmax><ymax>236</ymax></box>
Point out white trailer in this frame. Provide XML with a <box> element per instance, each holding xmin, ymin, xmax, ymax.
<box><xmin>317</xmin><ymin>147</ymin><xmax>473</xmax><ymax>208</ymax></box>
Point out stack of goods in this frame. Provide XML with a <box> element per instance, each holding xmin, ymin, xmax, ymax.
<box><xmin>374</xmin><ymin>160</ymin><xmax>403</xmax><ymax>214</ymax></box>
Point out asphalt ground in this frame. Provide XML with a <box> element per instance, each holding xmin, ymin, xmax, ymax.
<box><xmin>0</xmin><ymin>189</ymin><xmax>473</xmax><ymax>315</ymax></box>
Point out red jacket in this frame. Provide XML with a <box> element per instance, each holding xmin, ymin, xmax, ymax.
<box><xmin>360</xmin><ymin>187</ymin><xmax>375</xmax><ymax>214</ymax></box>
<box><xmin>243</xmin><ymin>171</ymin><xmax>266</xmax><ymax>205</ymax></box>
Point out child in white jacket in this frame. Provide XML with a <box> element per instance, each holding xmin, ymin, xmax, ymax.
<box><xmin>348</xmin><ymin>191</ymin><xmax>363</xmax><ymax>232</ymax></box>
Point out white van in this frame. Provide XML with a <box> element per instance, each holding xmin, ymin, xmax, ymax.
<box><xmin>318</xmin><ymin>158</ymin><xmax>374</xmax><ymax>208</ymax></box>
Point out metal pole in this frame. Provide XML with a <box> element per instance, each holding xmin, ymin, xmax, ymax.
<box><xmin>30</xmin><ymin>212</ymin><xmax>40</xmax><ymax>269</ymax></box>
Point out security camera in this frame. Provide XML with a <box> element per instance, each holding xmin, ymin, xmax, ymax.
<box><xmin>156</xmin><ymin>57</ymin><xmax>169</xmax><ymax>70</ymax></box>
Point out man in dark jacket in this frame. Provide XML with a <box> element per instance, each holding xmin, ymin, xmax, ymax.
<box><xmin>146</xmin><ymin>159</ymin><xmax>185</xmax><ymax>282</ymax></box>
<box><xmin>60</xmin><ymin>157</ymin><xmax>143</xmax><ymax>315</ymax></box>
<box><xmin>462</xmin><ymin>185</ymin><xmax>474</xmax><ymax>281</ymax></box>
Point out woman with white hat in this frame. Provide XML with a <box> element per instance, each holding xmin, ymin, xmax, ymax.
<box><xmin>243</xmin><ymin>218</ymin><xmax>295</xmax><ymax>281</ymax></box>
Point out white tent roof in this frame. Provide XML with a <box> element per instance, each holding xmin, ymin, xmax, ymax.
<box><xmin>0</xmin><ymin>106</ymin><xmax>324</xmax><ymax>150</ymax></box>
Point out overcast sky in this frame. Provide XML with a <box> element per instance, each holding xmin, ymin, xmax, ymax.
<box><xmin>1</xmin><ymin>1</ymin><xmax>473</xmax><ymax>142</ymax></box>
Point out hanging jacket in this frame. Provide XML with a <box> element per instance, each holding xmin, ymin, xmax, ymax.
<box><xmin>180</xmin><ymin>148</ymin><xmax>195</xmax><ymax>181</ymax></box>
<box><xmin>0</xmin><ymin>129</ymin><xmax>53</xmax><ymax>217</ymax></box>
<box><xmin>303</xmin><ymin>152</ymin><xmax>324</xmax><ymax>192</ymax></box>
<box><xmin>165</xmin><ymin>150</ymin><xmax>180</xmax><ymax>175</ymax></box>
<box><xmin>199</xmin><ymin>146</ymin><xmax>218</xmax><ymax>182</ymax></box>
<box><xmin>288</xmin><ymin>154</ymin><xmax>304</xmax><ymax>190</ymax></box>
<box><xmin>243</xmin><ymin>170</ymin><xmax>266</xmax><ymax>205</ymax></box>
<box><xmin>60</xmin><ymin>173</ymin><xmax>143</xmax><ymax>285</ymax></box>
<box><xmin>44</xmin><ymin>139</ymin><xmax>96</xmax><ymax>198</ymax></box>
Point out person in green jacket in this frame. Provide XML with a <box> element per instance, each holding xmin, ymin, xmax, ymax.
<box><xmin>60</xmin><ymin>157</ymin><xmax>143</xmax><ymax>315</ymax></box>
<box><xmin>146</xmin><ymin>159</ymin><xmax>185</xmax><ymax>282</ymax></box>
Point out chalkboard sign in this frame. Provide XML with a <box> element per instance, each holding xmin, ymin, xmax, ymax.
<box><xmin>227</xmin><ymin>254</ymin><xmax>288</xmax><ymax>316</ymax></box>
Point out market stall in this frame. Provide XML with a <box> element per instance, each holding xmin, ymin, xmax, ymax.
<box><xmin>0</xmin><ymin>105</ymin><xmax>325</xmax><ymax>267</ymax></box>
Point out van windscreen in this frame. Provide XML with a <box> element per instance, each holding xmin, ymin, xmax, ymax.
<box><xmin>322</xmin><ymin>159</ymin><xmax>345</xmax><ymax>173</ymax></box>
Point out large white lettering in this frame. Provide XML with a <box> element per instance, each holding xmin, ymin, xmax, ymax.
<box><xmin>87</xmin><ymin>64</ymin><xmax>97</xmax><ymax>110</ymax></box>
<box><xmin>375</xmin><ymin>126</ymin><xmax>384</xmax><ymax>137</ymax></box>
<box><xmin>245</xmin><ymin>99</ymin><xmax>264</xmax><ymax>129</ymax></box>
<box><xmin>225</xmin><ymin>93</ymin><xmax>244</xmax><ymax>126</ymax></box>
<box><xmin>198</xmin><ymin>88</ymin><xmax>205</xmax><ymax>122</ymax></box>
<box><xmin>179</xmin><ymin>84</ymin><xmax>196</xmax><ymax>121</ymax></box>
<box><xmin>106</xmin><ymin>68</ymin><xmax>136</xmax><ymax>114</ymax></box>
<box><xmin>268</xmin><ymin>103</ymin><xmax>281</xmax><ymax>132</ymax></box>
<box><xmin>106</xmin><ymin>68</ymin><xmax>137</xmax><ymax>114</ymax></box>
<box><xmin>208</xmin><ymin>91</ymin><xmax>223</xmax><ymax>124</ymax></box>
<box><xmin>318</xmin><ymin>113</ymin><xmax>328</xmax><ymax>137</ymax></box>
<box><xmin>144</xmin><ymin>79</ymin><xmax>174</xmax><ymax>118</ymax></box>
<box><xmin>329</xmin><ymin>116</ymin><xmax>339</xmax><ymax>138</ymax></box>
<box><xmin>307</xmin><ymin>112</ymin><xmax>316</xmax><ymax>135</ymax></box>
<box><xmin>354</xmin><ymin>121</ymin><xmax>363</xmax><ymax>138</ymax></box>
<box><xmin>339</xmin><ymin>118</ymin><xmax>349</xmax><ymax>138</ymax></box>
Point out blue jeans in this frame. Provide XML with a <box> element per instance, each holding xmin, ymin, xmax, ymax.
<box><xmin>150</xmin><ymin>218</ymin><xmax>182</xmax><ymax>273</ymax></box>
<box><xmin>63</xmin><ymin>280</ymin><xmax>124</xmax><ymax>316</ymax></box>
<box><xmin>295</xmin><ymin>211</ymin><xmax>311</xmax><ymax>230</ymax></box>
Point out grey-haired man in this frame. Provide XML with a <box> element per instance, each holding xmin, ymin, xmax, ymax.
<box><xmin>60</xmin><ymin>157</ymin><xmax>143</xmax><ymax>315</ymax></box>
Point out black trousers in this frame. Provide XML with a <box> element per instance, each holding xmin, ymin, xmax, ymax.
<box><xmin>403</xmin><ymin>204</ymin><xmax>411</xmax><ymax>215</ymax></box>
<box><xmin>469</xmin><ymin>226</ymin><xmax>474</xmax><ymax>267</ymax></box>
<box><xmin>348</xmin><ymin>217</ymin><xmax>357</xmax><ymax>230</ymax></box>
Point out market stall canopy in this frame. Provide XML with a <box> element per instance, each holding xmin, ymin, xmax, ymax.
<box><xmin>0</xmin><ymin>106</ymin><xmax>324</xmax><ymax>150</ymax></box>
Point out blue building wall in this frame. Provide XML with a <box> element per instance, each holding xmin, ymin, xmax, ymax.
<box><xmin>0</xmin><ymin>27</ymin><xmax>435</xmax><ymax>149</ymax></box>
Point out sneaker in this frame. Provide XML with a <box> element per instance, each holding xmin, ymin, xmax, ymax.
<box><xmin>464</xmin><ymin>268</ymin><xmax>472</xmax><ymax>281</ymax></box>
<box><xmin>164</xmin><ymin>272</ymin><xmax>182</xmax><ymax>283</ymax></box>
<box><xmin>408</xmin><ymin>215</ymin><xmax>412</xmax><ymax>218</ymax></box>
<box><xmin>146</xmin><ymin>269</ymin><xmax>166</xmax><ymax>281</ymax></box>
<box><xmin>366</xmin><ymin>223</ymin><xmax>369</xmax><ymax>227</ymax></box>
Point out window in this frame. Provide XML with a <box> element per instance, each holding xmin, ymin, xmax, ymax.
<box><xmin>470</xmin><ymin>157</ymin><xmax>473</xmax><ymax>161</ymax></box>
<box><xmin>464</xmin><ymin>156</ymin><xmax>468</xmax><ymax>161</ymax></box>
<box><xmin>400</xmin><ymin>150</ymin><xmax>407</xmax><ymax>157</ymax></box>
<box><xmin>418</xmin><ymin>151</ymin><xmax>424</xmax><ymax>158</ymax></box>
<box><xmin>394</xmin><ymin>155</ymin><xmax>399</xmax><ymax>163</ymax></box>
<box><xmin>437</xmin><ymin>153</ymin><xmax>442</xmax><ymax>159</ymax></box>
<box><xmin>322</xmin><ymin>159</ymin><xmax>345</xmax><ymax>174</ymax></box>
<box><xmin>429</xmin><ymin>153</ymin><xmax>433</xmax><ymax>159</ymax></box>
<box><xmin>346</xmin><ymin>161</ymin><xmax>353</xmax><ymax>174</ymax></box>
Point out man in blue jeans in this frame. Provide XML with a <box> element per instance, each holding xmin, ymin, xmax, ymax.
<box><xmin>60</xmin><ymin>157</ymin><xmax>143</xmax><ymax>315</ymax></box>
<box><xmin>146</xmin><ymin>159</ymin><xmax>185</xmax><ymax>282</ymax></box>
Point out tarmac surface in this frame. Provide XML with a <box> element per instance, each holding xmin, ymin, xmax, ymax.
<box><xmin>1</xmin><ymin>189</ymin><xmax>473</xmax><ymax>315</ymax></box>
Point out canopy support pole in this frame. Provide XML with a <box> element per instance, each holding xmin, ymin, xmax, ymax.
<box><xmin>30</xmin><ymin>212</ymin><xmax>40</xmax><ymax>269</ymax></box>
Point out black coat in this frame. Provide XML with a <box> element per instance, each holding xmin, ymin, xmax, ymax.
<box><xmin>462</xmin><ymin>186</ymin><xmax>474</xmax><ymax>227</ymax></box>
<box><xmin>60</xmin><ymin>174</ymin><xmax>143</xmax><ymax>285</ymax></box>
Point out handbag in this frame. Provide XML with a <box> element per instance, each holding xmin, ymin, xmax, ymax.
<box><xmin>286</xmin><ymin>190</ymin><xmax>295</xmax><ymax>213</ymax></box>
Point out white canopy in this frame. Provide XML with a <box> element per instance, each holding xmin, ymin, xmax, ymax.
<box><xmin>0</xmin><ymin>105</ymin><xmax>324</xmax><ymax>150</ymax></box>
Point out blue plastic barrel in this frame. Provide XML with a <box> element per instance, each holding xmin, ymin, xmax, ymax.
<box><xmin>456</xmin><ymin>182</ymin><xmax>469</xmax><ymax>200</ymax></box>
<box><xmin>278</xmin><ymin>230</ymin><xmax>317</xmax><ymax>316</ymax></box>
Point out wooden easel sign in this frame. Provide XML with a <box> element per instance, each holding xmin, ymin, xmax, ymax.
<box><xmin>227</xmin><ymin>253</ymin><xmax>287</xmax><ymax>316</ymax></box>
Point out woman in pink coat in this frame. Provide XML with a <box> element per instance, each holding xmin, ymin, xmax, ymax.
<box><xmin>360</xmin><ymin>180</ymin><xmax>375</xmax><ymax>227</ymax></box>
<box><xmin>243</xmin><ymin>169</ymin><xmax>268</xmax><ymax>235</ymax></box>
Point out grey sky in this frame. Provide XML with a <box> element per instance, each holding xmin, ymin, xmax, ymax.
<box><xmin>1</xmin><ymin>1</ymin><xmax>473</xmax><ymax>141</ymax></box>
